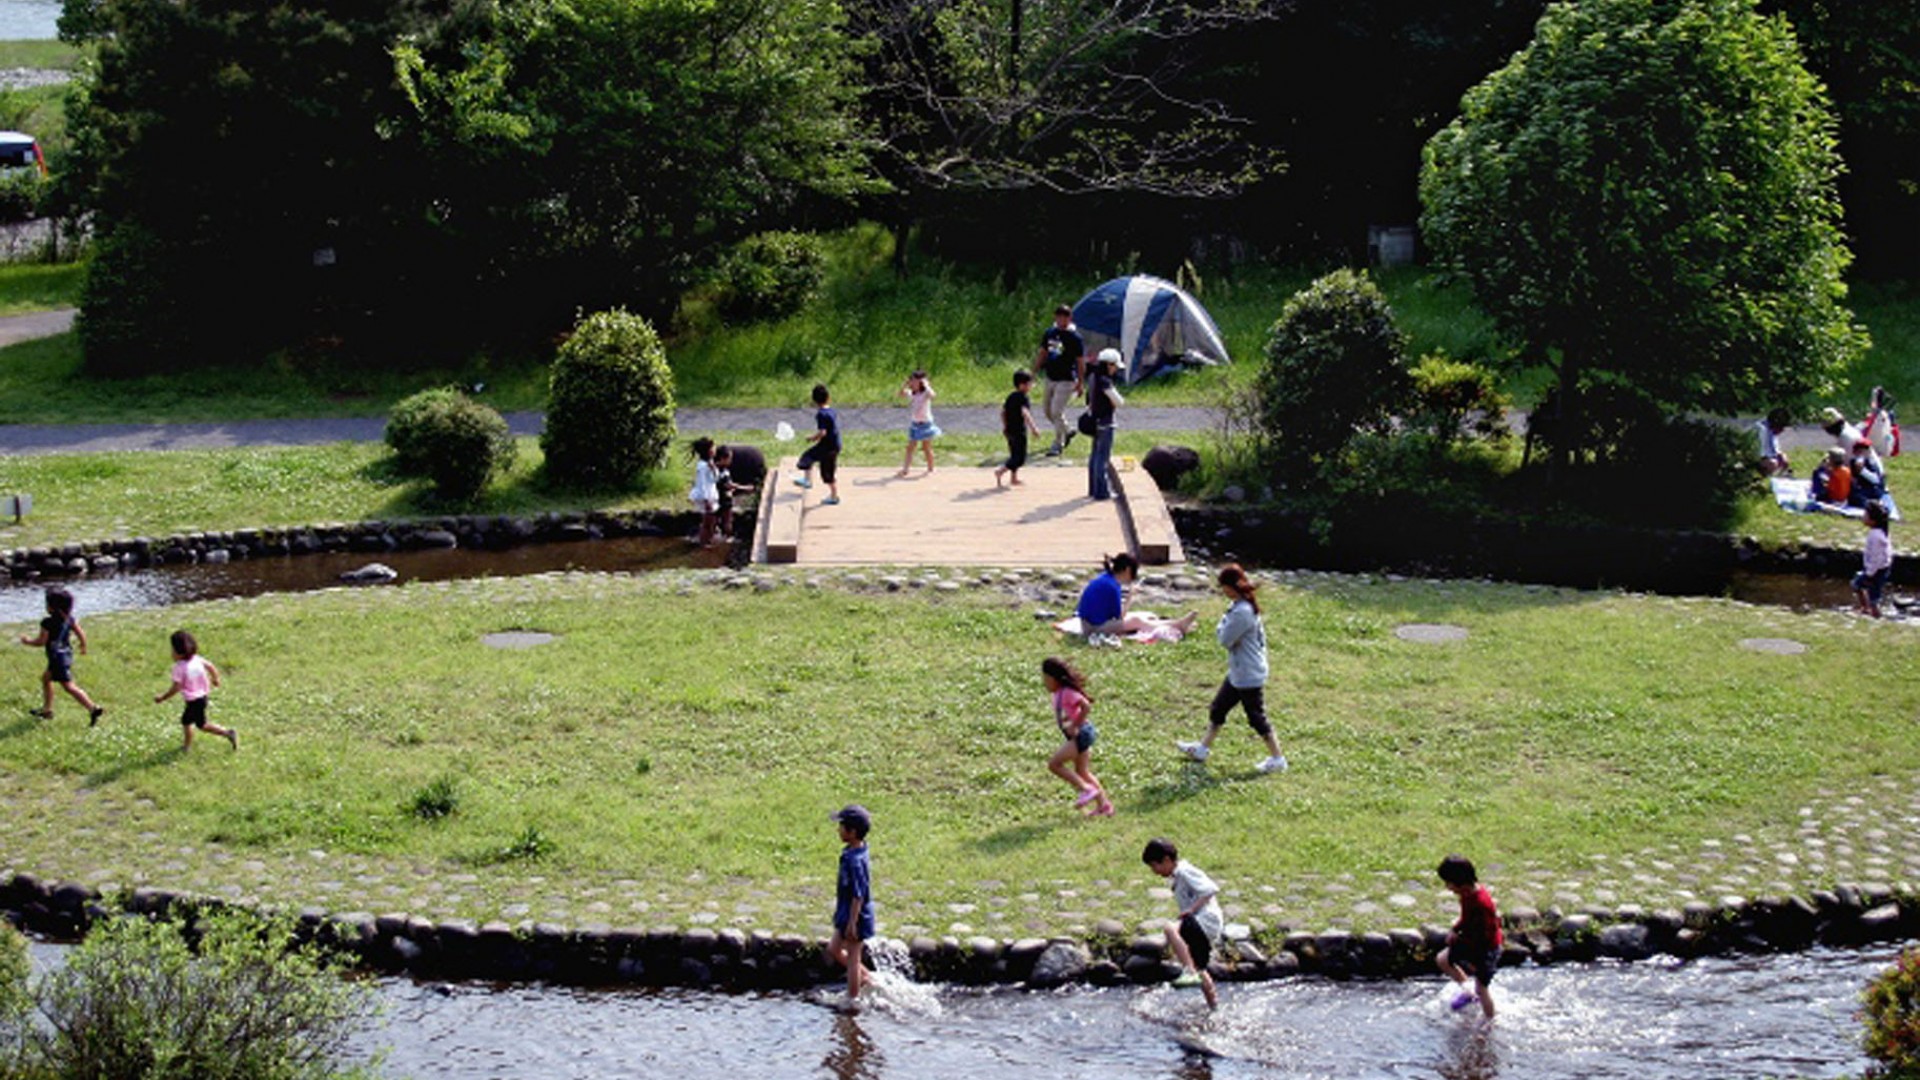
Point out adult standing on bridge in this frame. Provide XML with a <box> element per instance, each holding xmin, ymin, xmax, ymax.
<box><xmin>1087</xmin><ymin>348</ymin><xmax>1123</xmax><ymax>501</ymax></box>
<box><xmin>1036</xmin><ymin>304</ymin><xmax>1086</xmax><ymax>457</ymax></box>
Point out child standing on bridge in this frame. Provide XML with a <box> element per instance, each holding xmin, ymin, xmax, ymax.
<box><xmin>1042</xmin><ymin>656</ymin><xmax>1113</xmax><ymax>816</ymax></box>
<box><xmin>19</xmin><ymin>586</ymin><xmax>103</xmax><ymax>725</ymax></box>
<box><xmin>793</xmin><ymin>383</ymin><xmax>842</xmax><ymax>506</ymax></box>
<box><xmin>896</xmin><ymin>370</ymin><xmax>940</xmax><ymax>477</ymax></box>
<box><xmin>993</xmin><ymin>369</ymin><xmax>1042</xmax><ymax>488</ymax></box>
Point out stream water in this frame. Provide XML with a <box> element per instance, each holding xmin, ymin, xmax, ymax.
<box><xmin>15</xmin><ymin>939</ymin><xmax>1892</xmax><ymax>1078</ymax></box>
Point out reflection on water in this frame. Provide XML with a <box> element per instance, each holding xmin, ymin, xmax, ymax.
<box><xmin>0</xmin><ymin>536</ymin><xmax>728</xmax><ymax>623</ymax></box>
<box><xmin>357</xmin><ymin>947</ymin><xmax>1890</xmax><ymax>1079</ymax></box>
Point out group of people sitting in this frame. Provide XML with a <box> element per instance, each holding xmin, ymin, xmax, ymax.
<box><xmin>1759</xmin><ymin>388</ymin><xmax>1899</xmax><ymax>512</ymax></box>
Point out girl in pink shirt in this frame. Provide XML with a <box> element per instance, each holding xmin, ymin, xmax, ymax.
<box><xmin>1041</xmin><ymin>656</ymin><xmax>1113</xmax><ymax>816</ymax></box>
<box><xmin>155</xmin><ymin>630</ymin><xmax>236</xmax><ymax>750</ymax></box>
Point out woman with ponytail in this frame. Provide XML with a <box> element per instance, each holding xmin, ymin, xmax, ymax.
<box><xmin>1175</xmin><ymin>564</ymin><xmax>1288</xmax><ymax>774</ymax></box>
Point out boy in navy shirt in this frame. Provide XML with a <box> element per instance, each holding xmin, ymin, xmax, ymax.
<box><xmin>793</xmin><ymin>383</ymin><xmax>842</xmax><ymax>505</ymax></box>
<box><xmin>994</xmin><ymin>370</ymin><xmax>1042</xmax><ymax>487</ymax></box>
<box><xmin>828</xmin><ymin>804</ymin><xmax>876</xmax><ymax>997</ymax></box>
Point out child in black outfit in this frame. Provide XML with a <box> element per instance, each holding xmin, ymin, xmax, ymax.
<box><xmin>793</xmin><ymin>383</ymin><xmax>842</xmax><ymax>506</ymax></box>
<box><xmin>19</xmin><ymin>586</ymin><xmax>104</xmax><ymax>725</ymax></box>
<box><xmin>713</xmin><ymin>445</ymin><xmax>750</xmax><ymax>544</ymax></box>
<box><xmin>994</xmin><ymin>370</ymin><xmax>1043</xmax><ymax>488</ymax></box>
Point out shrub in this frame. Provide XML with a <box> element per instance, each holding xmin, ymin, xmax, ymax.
<box><xmin>0</xmin><ymin>169</ymin><xmax>46</xmax><ymax>224</ymax></box>
<box><xmin>1864</xmin><ymin>946</ymin><xmax>1920</xmax><ymax>1078</ymax></box>
<box><xmin>715</xmin><ymin>231</ymin><xmax>826</xmax><ymax>322</ymax></box>
<box><xmin>383</xmin><ymin>387</ymin><xmax>517</xmax><ymax>503</ymax></box>
<box><xmin>0</xmin><ymin>920</ymin><xmax>27</xmax><ymax>1042</ymax></box>
<box><xmin>408</xmin><ymin>775</ymin><xmax>460</xmax><ymax>821</ymax></box>
<box><xmin>1526</xmin><ymin>390</ymin><xmax>1758</xmax><ymax>527</ymax></box>
<box><xmin>77</xmin><ymin>222</ymin><xmax>191</xmax><ymax>376</ymax></box>
<box><xmin>27</xmin><ymin>911</ymin><xmax>374</xmax><ymax>1079</ymax></box>
<box><xmin>543</xmin><ymin>309</ymin><xmax>677</xmax><ymax>488</ymax></box>
<box><xmin>1255</xmin><ymin>268</ymin><xmax>1410</xmax><ymax>482</ymax></box>
<box><xmin>1406</xmin><ymin>352</ymin><xmax>1510</xmax><ymax>446</ymax></box>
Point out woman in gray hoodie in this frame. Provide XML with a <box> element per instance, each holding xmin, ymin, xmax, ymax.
<box><xmin>1175</xmin><ymin>565</ymin><xmax>1288</xmax><ymax>774</ymax></box>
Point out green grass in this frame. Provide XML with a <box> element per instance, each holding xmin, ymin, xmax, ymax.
<box><xmin>0</xmin><ymin>261</ymin><xmax>80</xmax><ymax>315</ymax></box>
<box><xmin>0</xmin><ymin>571</ymin><xmax>1914</xmax><ymax>935</ymax></box>
<box><xmin>0</xmin><ymin>41</ymin><xmax>86</xmax><ymax>71</ymax></box>
<box><xmin>0</xmin><ymin>431</ymin><xmax>1188</xmax><ymax>546</ymax></box>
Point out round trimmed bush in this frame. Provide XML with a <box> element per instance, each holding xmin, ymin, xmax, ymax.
<box><xmin>543</xmin><ymin>309</ymin><xmax>677</xmax><ymax>488</ymax></box>
<box><xmin>383</xmin><ymin>387</ymin><xmax>517</xmax><ymax>503</ymax></box>
<box><xmin>716</xmin><ymin>231</ymin><xmax>826</xmax><ymax>322</ymax></box>
<box><xmin>1865</xmin><ymin>946</ymin><xmax>1920</xmax><ymax>1078</ymax></box>
<box><xmin>1255</xmin><ymin>268</ymin><xmax>1410</xmax><ymax>480</ymax></box>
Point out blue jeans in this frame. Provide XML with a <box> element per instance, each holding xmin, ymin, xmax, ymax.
<box><xmin>1088</xmin><ymin>423</ymin><xmax>1115</xmax><ymax>499</ymax></box>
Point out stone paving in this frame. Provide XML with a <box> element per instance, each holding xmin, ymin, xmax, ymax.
<box><xmin>3</xmin><ymin>566</ymin><xmax>1917</xmax><ymax>947</ymax></box>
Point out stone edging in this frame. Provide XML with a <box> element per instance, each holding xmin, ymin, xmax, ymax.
<box><xmin>1</xmin><ymin>508</ymin><xmax>738</xmax><ymax>581</ymax></box>
<box><xmin>5</xmin><ymin>873</ymin><xmax>1914</xmax><ymax>992</ymax></box>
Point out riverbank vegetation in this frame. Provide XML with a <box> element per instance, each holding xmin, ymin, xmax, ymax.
<box><xmin>0</xmin><ymin>572</ymin><xmax>1914</xmax><ymax>937</ymax></box>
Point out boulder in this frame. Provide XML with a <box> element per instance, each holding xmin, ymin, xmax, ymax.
<box><xmin>339</xmin><ymin>563</ymin><xmax>399</xmax><ymax>584</ymax></box>
<box><xmin>1027</xmin><ymin>942</ymin><xmax>1091</xmax><ymax>989</ymax></box>
<box><xmin>1597</xmin><ymin>923</ymin><xmax>1652</xmax><ymax>960</ymax></box>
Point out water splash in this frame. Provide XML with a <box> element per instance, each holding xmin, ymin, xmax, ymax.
<box><xmin>863</xmin><ymin>938</ymin><xmax>943</xmax><ymax>1017</ymax></box>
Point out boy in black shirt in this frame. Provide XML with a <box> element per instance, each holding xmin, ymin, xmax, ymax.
<box><xmin>793</xmin><ymin>383</ymin><xmax>842</xmax><ymax>506</ymax></box>
<box><xmin>994</xmin><ymin>370</ymin><xmax>1043</xmax><ymax>487</ymax></box>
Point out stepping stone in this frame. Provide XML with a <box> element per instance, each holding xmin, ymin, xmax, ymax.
<box><xmin>1738</xmin><ymin>637</ymin><xmax>1807</xmax><ymax>655</ymax></box>
<box><xmin>482</xmin><ymin>631</ymin><xmax>559</xmax><ymax>649</ymax></box>
<box><xmin>1394</xmin><ymin>623</ymin><xmax>1468</xmax><ymax>644</ymax></box>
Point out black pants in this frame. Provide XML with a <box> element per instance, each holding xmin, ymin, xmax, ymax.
<box><xmin>1004</xmin><ymin>431</ymin><xmax>1028</xmax><ymax>472</ymax></box>
<box><xmin>1208</xmin><ymin>681</ymin><xmax>1272</xmax><ymax>736</ymax></box>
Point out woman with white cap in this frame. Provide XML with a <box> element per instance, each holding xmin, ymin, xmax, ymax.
<box><xmin>1087</xmin><ymin>347</ymin><xmax>1124</xmax><ymax>500</ymax></box>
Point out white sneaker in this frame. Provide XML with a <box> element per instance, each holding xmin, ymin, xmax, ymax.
<box><xmin>1256</xmin><ymin>754</ymin><xmax>1289</xmax><ymax>774</ymax></box>
<box><xmin>1175</xmin><ymin>741</ymin><xmax>1210</xmax><ymax>763</ymax></box>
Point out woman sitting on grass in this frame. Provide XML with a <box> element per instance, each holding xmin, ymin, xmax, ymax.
<box><xmin>1075</xmin><ymin>552</ymin><xmax>1198</xmax><ymax>640</ymax></box>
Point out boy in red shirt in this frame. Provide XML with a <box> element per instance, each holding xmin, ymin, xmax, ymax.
<box><xmin>1437</xmin><ymin>854</ymin><xmax>1501</xmax><ymax>1021</ymax></box>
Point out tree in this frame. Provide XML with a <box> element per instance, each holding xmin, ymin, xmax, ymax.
<box><xmin>1420</xmin><ymin>0</ymin><xmax>1867</xmax><ymax>471</ymax></box>
<box><xmin>392</xmin><ymin>0</ymin><xmax>875</xmax><ymax>326</ymax></box>
<box><xmin>849</xmin><ymin>0</ymin><xmax>1280</xmax><ymax>279</ymax></box>
<box><xmin>1254</xmin><ymin>268</ymin><xmax>1410</xmax><ymax>481</ymax></box>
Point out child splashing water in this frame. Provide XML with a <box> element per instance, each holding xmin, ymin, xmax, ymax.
<box><xmin>1041</xmin><ymin>657</ymin><xmax>1113</xmax><ymax>816</ymax></box>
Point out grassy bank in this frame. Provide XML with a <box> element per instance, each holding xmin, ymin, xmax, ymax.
<box><xmin>0</xmin><ymin>262</ymin><xmax>81</xmax><ymax>316</ymax></box>
<box><xmin>0</xmin><ymin>41</ymin><xmax>85</xmax><ymax>71</ymax></box>
<box><xmin>0</xmin><ymin>571</ymin><xmax>1915</xmax><ymax>937</ymax></box>
<box><xmin>0</xmin><ymin>431</ymin><xmax>1190</xmax><ymax>547</ymax></box>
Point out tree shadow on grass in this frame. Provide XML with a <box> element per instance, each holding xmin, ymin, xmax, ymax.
<box><xmin>83</xmin><ymin>745</ymin><xmax>184</xmax><ymax>787</ymax></box>
<box><xmin>0</xmin><ymin>715</ymin><xmax>44</xmax><ymax>740</ymax></box>
<box><xmin>968</xmin><ymin>820</ymin><xmax>1062</xmax><ymax>855</ymax></box>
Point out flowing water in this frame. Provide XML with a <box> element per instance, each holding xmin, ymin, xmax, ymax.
<box><xmin>349</xmin><ymin>946</ymin><xmax>1889</xmax><ymax>1079</ymax></box>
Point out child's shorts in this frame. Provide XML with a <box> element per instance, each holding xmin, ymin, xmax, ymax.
<box><xmin>1068</xmin><ymin>721</ymin><xmax>1096</xmax><ymax>752</ymax></box>
<box><xmin>1453</xmin><ymin>943</ymin><xmax>1500</xmax><ymax>984</ymax></box>
<box><xmin>1854</xmin><ymin>567</ymin><xmax>1890</xmax><ymax>604</ymax></box>
<box><xmin>181</xmin><ymin>697</ymin><xmax>210</xmax><ymax>729</ymax></box>
<box><xmin>691</xmin><ymin>497</ymin><xmax>718</xmax><ymax>514</ymax></box>
<box><xmin>44</xmin><ymin>651</ymin><xmax>73</xmax><ymax>684</ymax></box>
<box><xmin>1178</xmin><ymin>914</ymin><xmax>1214</xmax><ymax>970</ymax></box>
<box><xmin>799</xmin><ymin>446</ymin><xmax>838</xmax><ymax>483</ymax></box>
<box><xmin>908</xmin><ymin>420</ymin><xmax>942</xmax><ymax>442</ymax></box>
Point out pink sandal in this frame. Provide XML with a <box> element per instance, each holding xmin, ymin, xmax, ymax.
<box><xmin>1074</xmin><ymin>787</ymin><xmax>1100</xmax><ymax>807</ymax></box>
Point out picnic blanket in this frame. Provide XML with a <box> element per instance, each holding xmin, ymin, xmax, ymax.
<box><xmin>1050</xmin><ymin>614</ymin><xmax>1186</xmax><ymax>645</ymax></box>
<box><xmin>1771</xmin><ymin>477</ymin><xmax>1903</xmax><ymax>521</ymax></box>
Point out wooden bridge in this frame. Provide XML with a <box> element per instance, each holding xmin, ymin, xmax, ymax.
<box><xmin>753</xmin><ymin>457</ymin><xmax>1184</xmax><ymax>567</ymax></box>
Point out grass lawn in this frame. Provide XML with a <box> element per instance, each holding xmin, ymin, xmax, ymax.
<box><xmin>0</xmin><ymin>41</ymin><xmax>85</xmax><ymax>71</ymax></box>
<box><xmin>0</xmin><ymin>571</ymin><xmax>1915</xmax><ymax>939</ymax></box>
<box><xmin>0</xmin><ymin>431</ymin><xmax>1192</xmax><ymax>547</ymax></box>
<box><xmin>0</xmin><ymin>261</ymin><xmax>81</xmax><ymax>316</ymax></box>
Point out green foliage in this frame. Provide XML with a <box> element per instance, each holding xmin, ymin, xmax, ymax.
<box><xmin>715</xmin><ymin>231</ymin><xmax>827</xmax><ymax>322</ymax></box>
<box><xmin>23</xmin><ymin>911</ymin><xmax>373</xmax><ymax>1079</ymax></box>
<box><xmin>1421</xmin><ymin>0</ymin><xmax>1867</xmax><ymax>447</ymax></box>
<box><xmin>76</xmin><ymin>222</ymin><xmax>187</xmax><ymax>375</ymax></box>
<box><xmin>1254</xmin><ymin>268</ymin><xmax>1410</xmax><ymax>480</ymax></box>
<box><xmin>543</xmin><ymin>310</ymin><xmax>677</xmax><ymax>488</ymax></box>
<box><xmin>479</xmin><ymin>825</ymin><xmax>555</xmax><ymax>865</ymax></box>
<box><xmin>0</xmin><ymin>920</ymin><xmax>27</xmax><ymax>1022</ymax></box>
<box><xmin>1527</xmin><ymin>388</ymin><xmax>1761</xmax><ymax>526</ymax></box>
<box><xmin>382</xmin><ymin>388</ymin><xmax>516</xmax><ymax>504</ymax></box>
<box><xmin>408</xmin><ymin>775</ymin><xmax>461</xmax><ymax>821</ymax></box>
<box><xmin>1864</xmin><ymin>946</ymin><xmax>1920</xmax><ymax>1078</ymax></box>
<box><xmin>0</xmin><ymin>169</ymin><xmax>46</xmax><ymax>225</ymax></box>
<box><xmin>1406</xmin><ymin>352</ymin><xmax>1510</xmax><ymax>445</ymax></box>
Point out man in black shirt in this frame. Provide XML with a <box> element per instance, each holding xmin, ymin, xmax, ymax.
<box><xmin>1035</xmin><ymin>304</ymin><xmax>1085</xmax><ymax>456</ymax></box>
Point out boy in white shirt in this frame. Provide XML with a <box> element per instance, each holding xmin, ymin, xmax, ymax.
<box><xmin>1142</xmin><ymin>837</ymin><xmax>1222</xmax><ymax>1008</ymax></box>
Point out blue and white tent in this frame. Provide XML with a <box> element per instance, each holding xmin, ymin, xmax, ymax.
<box><xmin>1071</xmin><ymin>275</ymin><xmax>1231</xmax><ymax>384</ymax></box>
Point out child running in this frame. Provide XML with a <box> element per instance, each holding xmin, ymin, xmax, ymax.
<box><xmin>1176</xmin><ymin>564</ymin><xmax>1289</xmax><ymax>774</ymax></box>
<box><xmin>689</xmin><ymin>437</ymin><xmax>720</xmax><ymax>547</ymax></box>
<box><xmin>896</xmin><ymin>369</ymin><xmax>940</xmax><ymax>477</ymax></box>
<box><xmin>1141</xmin><ymin>837</ymin><xmax>1222</xmax><ymax>1009</ymax></box>
<box><xmin>1436</xmin><ymin>854</ymin><xmax>1501</xmax><ymax>1022</ymax></box>
<box><xmin>1041</xmin><ymin>656</ymin><xmax>1113</xmax><ymax>816</ymax></box>
<box><xmin>793</xmin><ymin>383</ymin><xmax>842</xmax><ymax>506</ymax></box>
<box><xmin>993</xmin><ymin>369</ymin><xmax>1043</xmax><ymax>488</ymax></box>
<box><xmin>155</xmin><ymin>629</ymin><xmax>236</xmax><ymax>751</ymax></box>
<box><xmin>826</xmin><ymin>804</ymin><xmax>876</xmax><ymax>998</ymax></box>
<box><xmin>1853</xmin><ymin>500</ymin><xmax>1893</xmax><ymax>618</ymax></box>
<box><xmin>19</xmin><ymin>586</ymin><xmax>103</xmax><ymax>725</ymax></box>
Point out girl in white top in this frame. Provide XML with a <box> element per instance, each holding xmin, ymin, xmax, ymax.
<box><xmin>896</xmin><ymin>370</ymin><xmax>941</xmax><ymax>477</ymax></box>
<box><xmin>688</xmin><ymin>437</ymin><xmax>721</xmax><ymax>547</ymax></box>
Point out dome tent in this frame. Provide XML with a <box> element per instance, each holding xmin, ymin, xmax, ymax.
<box><xmin>1070</xmin><ymin>275</ymin><xmax>1230</xmax><ymax>384</ymax></box>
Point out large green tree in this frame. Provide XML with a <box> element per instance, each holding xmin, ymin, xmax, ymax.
<box><xmin>393</xmin><ymin>0</ymin><xmax>875</xmax><ymax>325</ymax></box>
<box><xmin>1420</xmin><ymin>0</ymin><xmax>1867</xmax><ymax>467</ymax></box>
